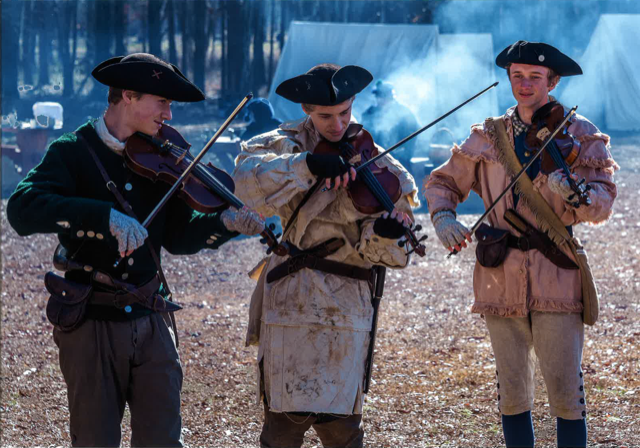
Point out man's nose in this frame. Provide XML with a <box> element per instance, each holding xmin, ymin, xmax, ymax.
<box><xmin>163</xmin><ymin>106</ymin><xmax>172</xmax><ymax>121</ymax></box>
<box><xmin>332</xmin><ymin>117</ymin><xmax>343</xmax><ymax>130</ymax></box>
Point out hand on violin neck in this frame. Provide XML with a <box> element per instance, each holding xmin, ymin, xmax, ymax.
<box><xmin>432</xmin><ymin>210</ymin><xmax>472</xmax><ymax>252</ymax></box>
<box><xmin>305</xmin><ymin>153</ymin><xmax>355</xmax><ymax>188</ymax></box>
<box><xmin>109</xmin><ymin>209</ymin><xmax>148</xmax><ymax>258</ymax></box>
<box><xmin>221</xmin><ymin>206</ymin><xmax>265</xmax><ymax>235</ymax></box>
<box><xmin>547</xmin><ymin>169</ymin><xmax>584</xmax><ymax>204</ymax></box>
<box><xmin>373</xmin><ymin>209</ymin><xmax>412</xmax><ymax>239</ymax></box>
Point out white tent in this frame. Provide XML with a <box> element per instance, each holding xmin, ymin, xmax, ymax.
<box><xmin>268</xmin><ymin>22</ymin><xmax>498</xmax><ymax>142</ymax></box>
<box><xmin>560</xmin><ymin>14</ymin><xmax>640</xmax><ymax>131</ymax></box>
<box><xmin>268</xmin><ymin>22</ymin><xmax>439</xmax><ymax>122</ymax></box>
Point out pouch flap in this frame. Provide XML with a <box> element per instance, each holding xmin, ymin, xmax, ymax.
<box><xmin>44</xmin><ymin>272</ymin><xmax>92</xmax><ymax>305</ymax></box>
<box><xmin>475</xmin><ymin>223</ymin><xmax>510</xmax><ymax>245</ymax></box>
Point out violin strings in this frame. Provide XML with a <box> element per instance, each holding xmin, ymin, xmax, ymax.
<box><xmin>164</xmin><ymin>146</ymin><xmax>244</xmax><ymax>209</ymax></box>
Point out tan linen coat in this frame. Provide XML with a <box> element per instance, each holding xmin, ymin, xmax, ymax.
<box><xmin>424</xmin><ymin>106</ymin><xmax>618</xmax><ymax>317</ymax></box>
<box><xmin>233</xmin><ymin>117</ymin><xmax>419</xmax><ymax>414</ymax></box>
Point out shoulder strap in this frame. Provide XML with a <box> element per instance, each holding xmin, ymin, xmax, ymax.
<box><xmin>75</xmin><ymin>132</ymin><xmax>173</xmax><ymax>297</ymax></box>
<box><xmin>490</xmin><ymin>117</ymin><xmax>572</xmax><ymax>244</ymax></box>
<box><xmin>280</xmin><ymin>181</ymin><xmax>322</xmax><ymax>242</ymax></box>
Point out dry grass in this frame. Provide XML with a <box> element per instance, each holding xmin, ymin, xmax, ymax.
<box><xmin>1</xmin><ymin>139</ymin><xmax>638</xmax><ymax>447</ymax></box>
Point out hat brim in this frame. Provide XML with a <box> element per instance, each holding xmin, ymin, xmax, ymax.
<box><xmin>92</xmin><ymin>58</ymin><xmax>205</xmax><ymax>102</ymax></box>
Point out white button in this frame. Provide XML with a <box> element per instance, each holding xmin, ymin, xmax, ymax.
<box><xmin>57</xmin><ymin>221</ymin><xmax>70</xmax><ymax>229</ymax></box>
<box><xmin>209</xmin><ymin>235</ymin><xmax>218</xmax><ymax>241</ymax></box>
<box><xmin>96</xmin><ymin>233</ymin><xmax>104</xmax><ymax>240</ymax></box>
<box><xmin>128</xmin><ymin>258</ymin><xmax>134</xmax><ymax>266</ymax></box>
<box><xmin>87</xmin><ymin>231</ymin><xmax>95</xmax><ymax>238</ymax></box>
<box><xmin>125</xmin><ymin>183</ymin><xmax>133</xmax><ymax>191</ymax></box>
<box><xmin>206</xmin><ymin>239</ymin><xmax>214</xmax><ymax>245</ymax></box>
<box><xmin>77</xmin><ymin>230</ymin><xmax>85</xmax><ymax>237</ymax></box>
<box><xmin>122</xmin><ymin>273</ymin><xmax>129</xmax><ymax>280</ymax></box>
<box><xmin>538</xmin><ymin>55</ymin><xmax>545</xmax><ymax>62</ymax></box>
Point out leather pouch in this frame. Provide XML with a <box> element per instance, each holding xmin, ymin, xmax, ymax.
<box><xmin>44</xmin><ymin>272</ymin><xmax>92</xmax><ymax>332</ymax></box>
<box><xmin>475</xmin><ymin>224</ymin><xmax>510</xmax><ymax>268</ymax></box>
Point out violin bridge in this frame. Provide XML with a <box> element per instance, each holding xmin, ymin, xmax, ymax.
<box><xmin>536</xmin><ymin>127</ymin><xmax>551</xmax><ymax>142</ymax></box>
<box><xmin>348</xmin><ymin>154</ymin><xmax>362</xmax><ymax>164</ymax></box>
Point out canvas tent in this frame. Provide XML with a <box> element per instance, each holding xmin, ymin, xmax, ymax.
<box><xmin>268</xmin><ymin>22</ymin><xmax>498</xmax><ymax>142</ymax></box>
<box><xmin>560</xmin><ymin>14</ymin><xmax>640</xmax><ymax>131</ymax></box>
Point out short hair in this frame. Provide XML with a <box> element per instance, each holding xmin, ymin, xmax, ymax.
<box><xmin>108</xmin><ymin>87</ymin><xmax>144</xmax><ymax>105</ymax></box>
<box><xmin>506</xmin><ymin>64</ymin><xmax>560</xmax><ymax>87</ymax></box>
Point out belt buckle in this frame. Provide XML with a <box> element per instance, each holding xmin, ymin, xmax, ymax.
<box><xmin>113</xmin><ymin>290</ymin><xmax>129</xmax><ymax>309</ymax></box>
<box><xmin>517</xmin><ymin>237</ymin><xmax>531</xmax><ymax>251</ymax></box>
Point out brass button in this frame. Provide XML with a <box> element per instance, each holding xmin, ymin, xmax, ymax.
<box><xmin>206</xmin><ymin>239</ymin><xmax>214</xmax><ymax>245</ymax></box>
<box><xmin>87</xmin><ymin>231</ymin><xmax>95</xmax><ymax>238</ymax></box>
<box><xmin>96</xmin><ymin>233</ymin><xmax>104</xmax><ymax>240</ymax></box>
<box><xmin>76</xmin><ymin>230</ymin><xmax>85</xmax><ymax>238</ymax></box>
<box><xmin>57</xmin><ymin>221</ymin><xmax>70</xmax><ymax>229</ymax></box>
<box><xmin>524</xmin><ymin>151</ymin><xmax>531</xmax><ymax>157</ymax></box>
<box><xmin>83</xmin><ymin>265</ymin><xmax>93</xmax><ymax>272</ymax></box>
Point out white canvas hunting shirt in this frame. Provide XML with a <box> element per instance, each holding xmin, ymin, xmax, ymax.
<box><xmin>233</xmin><ymin>116</ymin><xmax>419</xmax><ymax>414</ymax></box>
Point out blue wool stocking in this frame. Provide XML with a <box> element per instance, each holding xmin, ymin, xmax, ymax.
<box><xmin>556</xmin><ymin>417</ymin><xmax>587</xmax><ymax>448</ymax></box>
<box><xmin>501</xmin><ymin>411</ymin><xmax>535</xmax><ymax>448</ymax></box>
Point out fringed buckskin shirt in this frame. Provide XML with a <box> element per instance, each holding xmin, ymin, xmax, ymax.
<box><xmin>424</xmin><ymin>105</ymin><xmax>618</xmax><ymax>317</ymax></box>
<box><xmin>233</xmin><ymin>117</ymin><xmax>419</xmax><ymax>414</ymax></box>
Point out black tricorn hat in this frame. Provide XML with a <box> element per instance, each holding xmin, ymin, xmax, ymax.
<box><xmin>496</xmin><ymin>41</ymin><xmax>583</xmax><ymax>77</ymax></box>
<box><xmin>92</xmin><ymin>53</ymin><xmax>205</xmax><ymax>102</ymax></box>
<box><xmin>276</xmin><ymin>64</ymin><xmax>373</xmax><ymax>105</ymax></box>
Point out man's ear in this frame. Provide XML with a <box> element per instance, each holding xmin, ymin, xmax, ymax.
<box><xmin>122</xmin><ymin>90</ymin><xmax>134</xmax><ymax>105</ymax></box>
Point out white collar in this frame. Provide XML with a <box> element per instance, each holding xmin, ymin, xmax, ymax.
<box><xmin>95</xmin><ymin>116</ymin><xmax>126</xmax><ymax>154</ymax></box>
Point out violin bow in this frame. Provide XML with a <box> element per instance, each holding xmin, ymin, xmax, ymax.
<box><xmin>446</xmin><ymin>105</ymin><xmax>578</xmax><ymax>258</ymax></box>
<box><xmin>356</xmin><ymin>82</ymin><xmax>499</xmax><ymax>173</ymax></box>
<box><xmin>141</xmin><ymin>94</ymin><xmax>253</xmax><ymax>228</ymax></box>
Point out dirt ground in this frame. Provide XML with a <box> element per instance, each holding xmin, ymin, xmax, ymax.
<box><xmin>1</xmin><ymin>139</ymin><xmax>639</xmax><ymax>447</ymax></box>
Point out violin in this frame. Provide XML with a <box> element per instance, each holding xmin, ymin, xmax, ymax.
<box><xmin>124</xmin><ymin>123</ymin><xmax>287</xmax><ymax>255</ymax></box>
<box><xmin>524</xmin><ymin>101</ymin><xmax>591</xmax><ymax>207</ymax></box>
<box><xmin>314</xmin><ymin>124</ymin><xmax>427</xmax><ymax>256</ymax></box>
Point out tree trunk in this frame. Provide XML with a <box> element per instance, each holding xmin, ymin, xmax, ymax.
<box><xmin>37</xmin><ymin>1</ymin><xmax>52</xmax><ymax>87</ymax></box>
<box><xmin>179</xmin><ymin>0</ymin><xmax>189</xmax><ymax>75</ymax></box>
<box><xmin>148</xmin><ymin>0</ymin><xmax>162</xmax><ymax>57</ymax></box>
<box><xmin>114</xmin><ymin>0</ymin><xmax>127</xmax><ymax>57</ymax></box>
<box><xmin>193</xmin><ymin>0</ymin><xmax>206</xmax><ymax>94</ymax></box>
<box><xmin>56</xmin><ymin>0</ymin><xmax>74</xmax><ymax>98</ymax></box>
<box><xmin>21</xmin><ymin>0</ymin><xmax>36</xmax><ymax>87</ymax></box>
<box><xmin>251</xmin><ymin>0</ymin><xmax>266</xmax><ymax>94</ymax></box>
<box><xmin>2</xmin><ymin>0</ymin><xmax>20</xmax><ymax>104</ymax></box>
<box><xmin>267</xmin><ymin>0</ymin><xmax>276</xmax><ymax>86</ymax></box>
<box><xmin>166</xmin><ymin>0</ymin><xmax>177</xmax><ymax>63</ymax></box>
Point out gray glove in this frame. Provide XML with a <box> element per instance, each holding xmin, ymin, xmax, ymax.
<box><xmin>547</xmin><ymin>171</ymin><xmax>577</xmax><ymax>203</ymax></box>
<box><xmin>432</xmin><ymin>210</ymin><xmax>470</xmax><ymax>249</ymax></box>
<box><xmin>221</xmin><ymin>206</ymin><xmax>265</xmax><ymax>235</ymax></box>
<box><xmin>109</xmin><ymin>209</ymin><xmax>148</xmax><ymax>255</ymax></box>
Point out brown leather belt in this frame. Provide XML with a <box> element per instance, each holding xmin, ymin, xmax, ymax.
<box><xmin>90</xmin><ymin>273</ymin><xmax>182</xmax><ymax>312</ymax></box>
<box><xmin>267</xmin><ymin>254</ymin><xmax>374</xmax><ymax>284</ymax></box>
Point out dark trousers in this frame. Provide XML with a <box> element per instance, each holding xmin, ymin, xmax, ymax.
<box><xmin>260</xmin><ymin>400</ymin><xmax>364</xmax><ymax>448</ymax></box>
<box><xmin>54</xmin><ymin>312</ymin><xmax>183</xmax><ymax>447</ymax></box>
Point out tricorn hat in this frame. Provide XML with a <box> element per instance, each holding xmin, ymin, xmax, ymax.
<box><xmin>92</xmin><ymin>53</ymin><xmax>205</xmax><ymax>102</ymax></box>
<box><xmin>276</xmin><ymin>64</ymin><xmax>373</xmax><ymax>105</ymax></box>
<box><xmin>496</xmin><ymin>41</ymin><xmax>582</xmax><ymax>76</ymax></box>
<box><xmin>371</xmin><ymin>80</ymin><xmax>395</xmax><ymax>98</ymax></box>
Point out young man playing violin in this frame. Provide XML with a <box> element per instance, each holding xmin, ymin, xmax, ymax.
<box><xmin>7</xmin><ymin>53</ymin><xmax>265</xmax><ymax>447</ymax></box>
<box><xmin>233</xmin><ymin>63</ymin><xmax>420</xmax><ymax>448</ymax></box>
<box><xmin>424</xmin><ymin>41</ymin><xmax>618</xmax><ymax>447</ymax></box>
